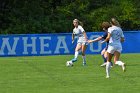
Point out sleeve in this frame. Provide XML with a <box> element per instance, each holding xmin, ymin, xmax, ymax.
<box><xmin>73</xmin><ymin>29</ymin><xmax>75</xmax><ymax>34</ymax></box>
<box><xmin>108</xmin><ymin>27</ymin><xmax>112</xmax><ymax>34</ymax></box>
<box><xmin>119</xmin><ymin>28</ymin><xmax>124</xmax><ymax>37</ymax></box>
<box><xmin>102</xmin><ymin>32</ymin><xmax>107</xmax><ymax>39</ymax></box>
<box><xmin>78</xmin><ymin>25</ymin><xmax>85</xmax><ymax>33</ymax></box>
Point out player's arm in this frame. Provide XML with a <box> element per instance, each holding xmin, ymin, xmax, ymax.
<box><xmin>72</xmin><ymin>33</ymin><xmax>75</xmax><ymax>43</ymax></box>
<box><xmin>88</xmin><ymin>36</ymin><xmax>102</xmax><ymax>43</ymax></box>
<box><xmin>101</xmin><ymin>33</ymin><xmax>111</xmax><ymax>43</ymax></box>
<box><xmin>121</xmin><ymin>32</ymin><xmax>125</xmax><ymax>42</ymax></box>
<box><xmin>83</xmin><ymin>31</ymin><xmax>88</xmax><ymax>41</ymax></box>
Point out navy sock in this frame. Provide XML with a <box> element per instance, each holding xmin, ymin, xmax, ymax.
<box><xmin>105</xmin><ymin>57</ymin><xmax>107</xmax><ymax>63</ymax></box>
<box><xmin>111</xmin><ymin>62</ymin><xmax>113</xmax><ymax>66</ymax></box>
<box><xmin>102</xmin><ymin>55</ymin><xmax>107</xmax><ymax>63</ymax></box>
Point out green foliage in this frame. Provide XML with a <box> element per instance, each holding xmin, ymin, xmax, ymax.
<box><xmin>0</xmin><ymin>0</ymin><xmax>140</xmax><ymax>34</ymax></box>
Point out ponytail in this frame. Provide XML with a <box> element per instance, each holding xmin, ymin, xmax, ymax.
<box><xmin>110</xmin><ymin>18</ymin><xmax>121</xmax><ymax>27</ymax></box>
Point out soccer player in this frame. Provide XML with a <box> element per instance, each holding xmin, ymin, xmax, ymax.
<box><xmin>88</xmin><ymin>22</ymin><xmax>113</xmax><ymax>67</ymax></box>
<box><xmin>101</xmin><ymin>18</ymin><xmax>126</xmax><ymax>78</ymax></box>
<box><xmin>68</xmin><ymin>19</ymin><xmax>88</xmax><ymax>66</ymax></box>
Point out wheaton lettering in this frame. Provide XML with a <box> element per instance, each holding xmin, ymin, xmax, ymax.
<box><xmin>0</xmin><ymin>35</ymin><xmax>102</xmax><ymax>56</ymax></box>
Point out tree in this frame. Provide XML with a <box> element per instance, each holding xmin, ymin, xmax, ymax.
<box><xmin>0</xmin><ymin>0</ymin><xmax>139</xmax><ymax>34</ymax></box>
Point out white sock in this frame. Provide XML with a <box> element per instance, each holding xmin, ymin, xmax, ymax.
<box><xmin>106</xmin><ymin>62</ymin><xmax>111</xmax><ymax>77</ymax></box>
<box><xmin>74</xmin><ymin>51</ymin><xmax>79</xmax><ymax>59</ymax></box>
<box><xmin>82</xmin><ymin>56</ymin><xmax>86</xmax><ymax>63</ymax></box>
<box><xmin>115</xmin><ymin>61</ymin><xmax>124</xmax><ymax>66</ymax></box>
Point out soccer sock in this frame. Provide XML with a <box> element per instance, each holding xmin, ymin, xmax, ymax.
<box><xmin>82</xmin><ymin>56</ymin><xmax>86</xmax><ymax>63</ymax></box>
<box><xmin>74</xmin><ymin>51</ymin><xmax>79</xmax><ymax>59</ymax></box>
<box><xmin>71</xmin><ymin>51</ymin><xmax>79</xmax><ymax>62</ymax></box>
<box><xmin>110</xmin><ymin>62</ymin><xmax>113</xmax><ymax>66</ymax></box>
<box><xmin>115</xmin><ymin>61</ymin><xmax>124</xmax><ymax>66</ymax></box>
<box><xmin>106</xmin><ymin>62</ymin><xmax>111</xmax><ymax>77</ymax></box>
<box><xmin>102</xmin><ymin>54</ymin><xmax>107</xmax><ymax>63</ymax></box>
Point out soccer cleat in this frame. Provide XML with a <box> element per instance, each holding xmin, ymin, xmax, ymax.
<box><xmin>122</xmin><ymin>63</ymin><xmax>126</xmax><ymax>72</ymax></box>
<box><xmin>101</xmin><ymin>62</ymin><xmax>113</xmax><ymax>67</ymax></box>
<box><xmin>106</xmin><ymin>76</ymin><xmax>110</xmax><ymax>78</ymax></box>
<box><xmin>71</xmin><ymin>58</ymin><xmax>77</xmax><ymax>62</ymax></box>
<box><xmin>100</xmin><ymin>63</ymin><xmax>107</xmax><ymax>67</ymax></box>
<box><xmin>83</xmin><ymin>62</ymin><xmax>86</xmax><ymax>66</ymax></box>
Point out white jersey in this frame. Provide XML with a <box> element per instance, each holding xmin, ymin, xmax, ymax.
<box><xmin>108</xmin><ymin>26</ymin><xmax>124</xmax><ymax>46</ymax></box>
<box><xmin>73</xmin><ymin>25</ymin><xmax>86</xmax><ymax>43</ymax></box>
<box><xmin>107</xmin><ymin>26</ymin><xmax>124</xmax><ymax>54</ymax></box>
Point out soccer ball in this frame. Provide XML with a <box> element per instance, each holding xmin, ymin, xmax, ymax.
<box><xmin>66</xmin><ymin>61</ymin><xmax>73</xmax><ymax>67</ymax></box>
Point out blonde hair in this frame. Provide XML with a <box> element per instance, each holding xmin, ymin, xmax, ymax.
<box><xmin>73</xmin><ymin>19</ymin><xmax>83</xmax><ymax>27</ymax></box>
<box><xmin>110</xmin><ymin>18</ymin><xmax>121</xmax><ymax>27</ymax></box>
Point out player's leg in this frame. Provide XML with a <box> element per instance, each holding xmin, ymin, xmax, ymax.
<box><xmin>81</xmin><ymin>43</ymin><xmax>88</xmax><ymax>65</ymax></box>
<box><xmin>104</xmin><ymin>50</ymin><xmax>108</xmax><ymax>60</ymax></box>
<box><xmin>106</xmin><ymin>45</ymin><xmax>115</xmax><ymax>78</ymax></box>
<box><xmin>71</xmin><ymin>43</ymin><xmax>82</xmax><ymax>62</ymax></box>
<box><xmin>100</xmin><ymin>48</ymin><xmax>109</xmax><ymax>67</ymax></box>
<box><xmin>114</xmin><ymin>51</ymin><xmax>120</xmax><ymax>63</ymax></box>
<box><xmin>106</xmin><ymin>52</ymin><xmax>113</xmax><ymax>78</ymax></box>
<box><xmin>101</xmin><ymin>48</ymin><xmax>107</xmax><ymax>62</ymax></box>
<box><xmin>114</xmin><ymin>50</ymin><xmax>126</xmax><ymax>72</ymax></box>
<box><xmin>105</xmin><ymin>50</ymin><xmax>114</xmax><ymax>67</ymax></box>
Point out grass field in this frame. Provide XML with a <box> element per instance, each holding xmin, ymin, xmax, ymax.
<box><xmin>0</xmin><ymin>54</ymin><xmax>140</xmax><ymax>93</ymax></box>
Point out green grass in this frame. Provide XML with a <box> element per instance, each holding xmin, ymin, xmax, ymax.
<box><xmin>0</xmin><ymin>54</ymin><xmax>140</xmax><ymax>93</ymax></box>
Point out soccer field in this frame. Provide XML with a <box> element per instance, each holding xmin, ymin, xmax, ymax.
<box><xmin>0</xmin><ymin>54</ymin><xmax>140</xmax><ymax>93</ymax></box>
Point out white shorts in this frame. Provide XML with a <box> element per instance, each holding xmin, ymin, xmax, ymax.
<box><xmin>77</xmin><ymin>41</ymin><xmax>88</xmax><ymax>46</ymax></box>
<box><xmin>107</xmin><ymin>45</ymin><xmax>122</xmax><ymax>54</ymax></box>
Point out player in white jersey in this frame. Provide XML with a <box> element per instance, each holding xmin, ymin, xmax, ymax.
<box><xmin>67</xmin><ymin>19</ymin><xmax>88</xmax><ymax>66</ymax></box>
<box><xmin>88</xmin><ymin>22</ymin><xmax>113</xmax><ymax>67</ymax></box>
<box><xmin>101</xmin><ymin>18</ymin><xmax>126</xmax><ymax>78</ymax></box>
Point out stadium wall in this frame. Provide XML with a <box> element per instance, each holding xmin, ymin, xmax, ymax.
<box><xmin>0</xmin><ymin>31</ymin><xmax>139</xmax><ymax>57</ymax></box>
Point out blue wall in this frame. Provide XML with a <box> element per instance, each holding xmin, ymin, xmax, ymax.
<box><xmin>121</xmin><ymin>31</ymin><xmax>140</xmax><ymax>53</ymax></box>
<box><xmin>0</xmin><ymin>31</ymin><xmax>140</xmax><ymax>57</ymax></box>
